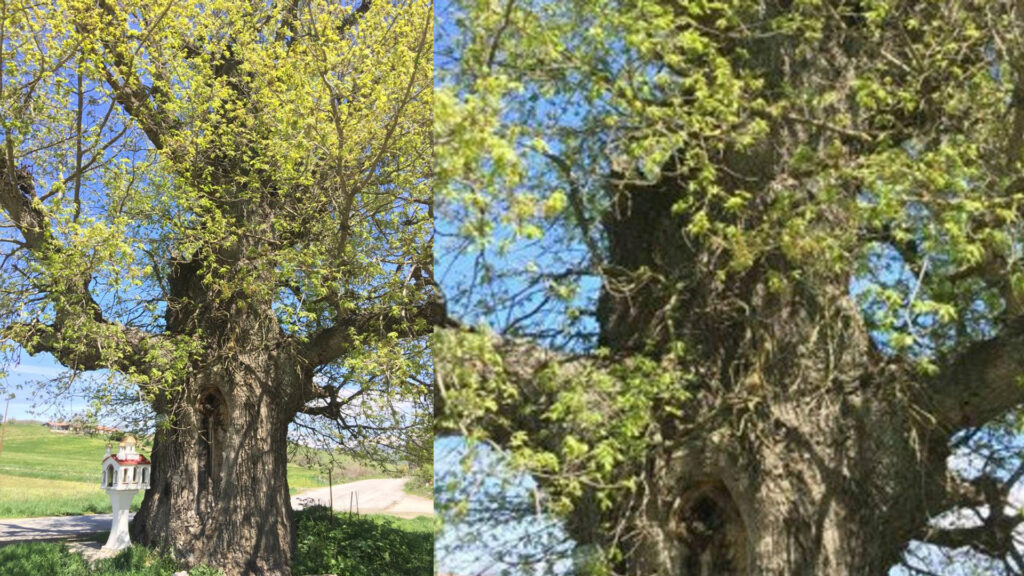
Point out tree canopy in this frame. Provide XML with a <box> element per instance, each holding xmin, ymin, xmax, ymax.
<box><xmin>436</xmin><ymin>1</ymin><xmax>1024</xmax><ymax>574</ymax></box>
<box><xmin>1</xmin><ymin>2</ymin><xmax>434</xmax><ymax>572</ymax></box>
<box><xmin>0</xmin><ymin>0</ymin><xmax>434</xmax><ymax>461</ymax></box>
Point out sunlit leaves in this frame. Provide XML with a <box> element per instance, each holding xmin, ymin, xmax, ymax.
<box><xmin>0</xmin><ymin>0</ymin><xmax>434</xmax><ymax>466</ymax></box>
<box><xmin>436</xmin><ymin>327</ymin><xmax>690</xmax><ymax>522</ymax></box>
<box><xmin>439</xmin><ymin>2</ymin><xmax>1024</xmax><ymax>573</ymax></box>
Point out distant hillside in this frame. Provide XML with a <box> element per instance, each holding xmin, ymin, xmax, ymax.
<box><xmin>0</xmin><ymin>420</ymin><xmax>140</xmax><ymax>517</ymax></box>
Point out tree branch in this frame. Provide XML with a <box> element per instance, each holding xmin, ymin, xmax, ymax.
<box><xmin>928</xmin><ymin>317</ymin><xmax>1024</xmax><ymax>430</ymax></box>
<box><xmin>922</xmin><ymin>469</ymin><xmax>1024</xmax><ymax>563</ymax></box>
<box><xmin>300</xmin><ymin>297</ymin><xmax>444</xmax><ymax>367</ymax></box>
<box><xmin>73</xmin><ymin>0</ymin><xmax>177</xmax><ymax>151</ymax></box>
<box><xmin>299</xmin><ymin>385</ymin><xmax>365</xmax><ymax>418</ymax></box>
<box><xmin>540</xmin><ymin>151</ymin><xmax>601</xmax><ymax>264</ymax></box>
<box><xmin>336</xmin><ymin>0</ymin><xmax>372</xmax><ymax>37</ymax></box>
<box><xmin>921</xmin><ymin>519</ymin><xmax>1023</xmax><ymax>560</ymax></box>
<box><xmin>0</xmin><ymin>160</ymin><xmax>166</xmax><ymax>380</ymax></box>
<box><xmin>0</xmin><ymin>162</ymin><xmax>49</xmax><ymax>249</ymax></box>
<box><xmin>434</xmin><ymin>326</ymin><xmax>589</xmax><ymax>439</ymax></box>
<box><xmin>9</xmin><ymin>319</ymin><xmax>161</xmax><ymax>374</ymax></box>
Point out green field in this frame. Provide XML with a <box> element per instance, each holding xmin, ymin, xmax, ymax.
<box><xmin>0</xmin><ymin>421</ymin><xmax>381</xmax><ymax>518</ymax></box>
<box><xmin>0</xmin><ymin>421</ymin><xmax>146</xmax><ymax>518</ymax></box>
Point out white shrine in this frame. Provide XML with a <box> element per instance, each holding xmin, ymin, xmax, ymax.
<box><xmin>100</xmin><ymin>435</ymin><xmax>151</xmax><ymax>551</ymax></box>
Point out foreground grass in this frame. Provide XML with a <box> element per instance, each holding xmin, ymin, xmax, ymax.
<box><xmin>0</xmin><ymin>508</ymin><xmax>431</xmax><ymax>576</ymax></box>
<box><xmin>293</xmin><ymin>507</ymin><xmax>432</xmax><ymax>576</ymax></box>
<box><xmin>0</xmin><ymin>541</ymin><xmax>223</xmax><ymax>576</ymax></box>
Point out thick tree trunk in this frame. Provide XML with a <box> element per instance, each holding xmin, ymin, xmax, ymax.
<box><xmin>591</xmin><ymin>172</ymin><xmax>951</xmax><ymax>574</ymax></box>
<box><xmin>624</xmin><ymin>388</ymin><xmax>948</xmax><ymax>576</ymax></box>
<box><xmin>133</xmin><ymin>340</ymin><xmax>308</xmax><ymax>575</ymax></box>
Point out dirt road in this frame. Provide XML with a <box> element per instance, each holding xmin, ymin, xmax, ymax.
<box><xmin>0</xmin><ymin>478</ymin><xmax>432</xmax><ymax>545</ymax></box>
<box><xmin>290</xmin><ymin>477</ymin><xmax>433</xmax><ymax>519</ymax></box>
<box><xmin>0</xmin><ymin>513</ymin><xmax>128</xmax><ymax>543</ymax></box>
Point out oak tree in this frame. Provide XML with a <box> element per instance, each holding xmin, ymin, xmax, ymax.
<box><xmin>0</xmin><ymin>0</ymin><xmax>434</xmax><ymax>574</ymax></box>
<box><xmin>436</xmin><ymin>0</ymin><xmax>1024</xmax><ymax>574</ymax></box>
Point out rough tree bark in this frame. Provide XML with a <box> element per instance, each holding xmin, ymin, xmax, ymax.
<box><xmin>0</xmin><ymin>1</ymin><xmax>435</xmax><ymax>572</ymax></box>
<box><xmin>594</xmin><ymin>178</ymin><xmax>945</xmax><ymax>574</ymax></box>
<box><xmin>131</xmin><ymin>303</ymin><xmax>313</xmax><ymax>574</ymax></box>
<box><xmin>436</xmin><ymin>3</ymin><xmax>1024</xmax><ymax>573</ymax></box>
<box><xmin>133</xmin><ymin>375</ymin><xmax>300</xmax><ymax>575</ymax></box>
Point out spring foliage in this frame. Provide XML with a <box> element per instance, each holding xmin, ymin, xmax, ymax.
<box><xmin>437</xmin><ymin>0</ymin><xmax>1024</xmax><ymax>573</ymax></box>
<box><xmin>0</xmin><ymin>0</ymin><xmax>433</xmax><ymax>460</ymax></box>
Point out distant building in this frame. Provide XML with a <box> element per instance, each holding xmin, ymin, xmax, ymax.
<box><xmin>43</xmin><ymin>421</ymin><xmax>121</xmax><ymax>435</ymax></box>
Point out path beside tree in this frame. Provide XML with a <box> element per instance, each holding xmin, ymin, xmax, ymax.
<box><xmin>290</xmin><ymin>477</ymin><xmax>433</xmax><ymax>519</ymax></box>
<box><xmin>0</xmin><ymin>477</ymin><xmax>432</xmax><ymax>546</ymax></box>
<box><xmin>0</xmin><ymin>513</ymin><xmax>126</xmax><ymax>544</ymax></box>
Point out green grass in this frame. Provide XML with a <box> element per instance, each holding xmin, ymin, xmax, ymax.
<box><xmin>0</xmin><ymin>421</ymin><xmax>142</xmax><ymax>484</ymax></box>
<box><xmin>285</xmin><ymin>462</ymin><xmax>328</xmax><ymax>494</ymax></box>
<box><xmin>0</xmin><ymin>422</ymin><xmax>145</xmax><ymax>518</ymax></box>
<box><xmin>285</xmin><ymin>448</ymin><xmax>384</xmax><ymax>495</ymax></box>
<box><xmin>0</xmin><ymin>474</ymin><xmax>141</xmax><ymax>518</ymax></box>
<box><xmin>402</xmin><ymin>477</ymin><xmax>433</xmax><ymax>499</ymax></box>
<box><xmin>401</xmin><ymin>463</ymin><xmax>433</xmax><ymax>498</ymax></box>
<box><xmin>0</xmin><ymin>510</ymin><xmax>432</xmax><ymax>576</ymax></box>
<box><xmin>292</xmin><ymin>507</ymin><xmax>432</xmax><ymax>576</ymax></box>
<box><xmin>0</xmin><ymin>541</ymin><xmax>223</xmax><ymax>576</ymax></box>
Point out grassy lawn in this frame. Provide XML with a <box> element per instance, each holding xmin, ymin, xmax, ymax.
<box><xmin>0</xmin><ymin>421</ymin><xmax>406</xmax><ymax>516</ymax></box>
<box><xmin>0</xmin><ymin>509</ymin><xmax>432</xmax><ymax>576</ymax></box>
<box><xmin>0</xmin><ymin>474</ymin><xmax>140</xmax><ymax>518</ymax></box>
<box><xmin>0</xmin><ymin>542</ymin><xmax>223</xmax><ymax>576</ymax></box>
<box><xmin>0</xmin><ymin>421</ymin><xmax>144</xmax><ymax>484</ymax></box>
<box><xmin>285</xmin><ymin>461</ymin><xmax>330</xmax><ymax>494</ymax></box>
<box><xmin>0</xmin><ymin>422</ymin><xmax>145</xmax><ymax>518</ymax></box>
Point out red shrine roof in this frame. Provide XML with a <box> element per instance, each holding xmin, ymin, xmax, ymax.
<box><xmin>103</xmin><ymin>454</ymin><xmax>151</xmax><ymax>465</ymax></box>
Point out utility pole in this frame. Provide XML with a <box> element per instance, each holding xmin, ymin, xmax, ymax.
<box><xmin>0</xmin><ymin>398</ymin><xmax>10</xmax><ymax>460</ymax></box>
<box><xmin>328</xmin><ymin>468</ymin><xmax>333</xmax><ymax>511</ymax></box>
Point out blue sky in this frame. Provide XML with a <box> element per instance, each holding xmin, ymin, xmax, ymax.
<box><xmin>1</xmin><ymin>353</ymin><xmax>85</xmax><ymax>422</ymax></box>
<box><xmin>435</xmin><ymin>435</ymin><xmax>574</xmax><ymax>576</ymax></box>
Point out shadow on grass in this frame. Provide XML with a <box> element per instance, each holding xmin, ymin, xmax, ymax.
<box><xmin>0</xmin><ymin>509</ymin><xmax>431</xmax><ymax>575</ymax></box>
<box><xmin>293</xmin><ymin>506</ymin><xmax>432</xmax><ymax>576</ymax></box>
